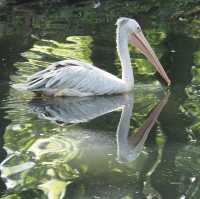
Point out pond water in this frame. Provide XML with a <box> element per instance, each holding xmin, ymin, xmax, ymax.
<box><xmin>0</xmin><ymin>1</ymin><xmax>200</xmax><ymax>199</ymax></box>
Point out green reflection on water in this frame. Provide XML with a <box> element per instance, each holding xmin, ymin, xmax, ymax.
<box><xmin>0</xmin><ymin>0</ymin><xmax>200</xmax><ymax>199</ymax></box>
<box><xmin>12</xmin><ymin>36</ymin><xmax>93</xmax><ymax>82</ymax></box>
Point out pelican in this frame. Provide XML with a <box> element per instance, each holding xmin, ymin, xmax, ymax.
<box><xmin>13</xmin><ymin>17</ymin><xmax>171</xmax><ymax>97</ymax></box>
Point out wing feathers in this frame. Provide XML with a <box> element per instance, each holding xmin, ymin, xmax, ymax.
<box><xmin>19</xmin><ymin>59</ymin><xmax>126</xmax><ymax>96</ymax></box>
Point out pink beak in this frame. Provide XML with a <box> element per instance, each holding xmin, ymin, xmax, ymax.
<box><xmin>129</xmin><ymin>31</ymin><xmax>171</xmax><ymax>86</ymax></box>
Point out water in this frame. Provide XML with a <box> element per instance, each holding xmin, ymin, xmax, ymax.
<box><xmin>0</xmin><ymin>1</ymin><xmax>200</xmax><ymax>198</ymax></box>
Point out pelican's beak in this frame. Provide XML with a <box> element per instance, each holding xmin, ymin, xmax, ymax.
<box><xmin>129</xmin><ymin>31</ymin><xmax>171</xmax><ymax>86</ymax></box>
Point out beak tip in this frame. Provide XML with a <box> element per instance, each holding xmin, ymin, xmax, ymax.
<box><xmin>167</xmin><ymin>79</ymin><xmax>171</xmax><ymax>86</ymax></box>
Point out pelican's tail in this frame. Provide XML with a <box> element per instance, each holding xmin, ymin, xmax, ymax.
<box><xmin>12</xmin><ymin>83</ymin><xmax>28</xmax><ymax>91</ymax></box>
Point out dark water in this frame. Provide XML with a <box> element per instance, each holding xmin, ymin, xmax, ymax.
<box><xmin>0</xmin><ymin>1</ymin><xmax>200</xmax><ymax>198</ymax></box>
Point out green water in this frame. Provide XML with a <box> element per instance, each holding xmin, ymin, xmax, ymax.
<box><xmin>0</xmin><ymin>0</ymin><xmax>200</xmax><ymax>198</ymax></box>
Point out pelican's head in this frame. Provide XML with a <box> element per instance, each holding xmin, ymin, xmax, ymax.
<box><xmin>116</xmin><ymin>17</ymin><xmax>171</xmax><ymax>86</ymax></box>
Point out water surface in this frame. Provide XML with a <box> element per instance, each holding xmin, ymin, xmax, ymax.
<box><xmin>0</xmin><ymin>1</ymin><xmax>200</xmax><ymax>198</ymax></box>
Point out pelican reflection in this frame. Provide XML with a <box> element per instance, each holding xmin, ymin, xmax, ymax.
<box><xmin>1</xmin><ymin>92</ymin><xmax>169</xmax><ymax>198</ymax></box>
<box><xmin>28</xmin><ymin>94</ymin><xmax>129</xmax><ymax>124</ymax></box>
<box><xmin>29</xmin><ymin>92</ymin><xmax>169</xmax><ymax>162</ymax></box>
<box><xmin>117</xmin><ymin>92</ymin><xmax>169</xmax><ymax>162</ymax></box>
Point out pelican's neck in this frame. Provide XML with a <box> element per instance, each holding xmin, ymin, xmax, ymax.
<box><xmin>116</xmin><ymin>25</ymin><xmax>134</xmax><ymax>86</ymax></box>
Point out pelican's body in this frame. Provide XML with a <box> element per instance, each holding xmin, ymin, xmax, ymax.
<box><xmin>13</xmin><ymin>18</ymin><xmax>171</xmax><ymax>97</ymax></box>
<box><xmin>22</xmin><ymin>59</ymin><xmax>130</xmax><ymax>97</ymax></box>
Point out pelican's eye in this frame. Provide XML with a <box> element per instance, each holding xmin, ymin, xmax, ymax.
<box><xmin>137</xmin><ymin>26</ymin><xmax>141</xmax><ymax>32</ymax></box>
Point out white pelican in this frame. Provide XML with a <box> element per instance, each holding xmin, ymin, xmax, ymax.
<box><xmin>13</xmin><ymin>17</ymin><xmax>171</xmax><ymax>97</ymax></box>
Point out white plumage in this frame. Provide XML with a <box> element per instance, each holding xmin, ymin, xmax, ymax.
<box><xmin>24</xmin><ymin>59</ymin><xmax>128</xmax><ymax>96</ymax></box>
<box><xmin>13</xmin><ymin>17</ymin><xmax>171</xmax><ymax>97</ymax></box>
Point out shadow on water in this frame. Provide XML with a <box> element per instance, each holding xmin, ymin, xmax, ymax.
<box><xmin>0</xmin><ymin>87</ymin><xmax>10</xmax><ymax>194</ymax></box>
<box><xmin>151</xmin><ymin>33</ymin><xmax>199</xmax><ymax>199</ymax></box>
<box><xmin>160</xmin><ymin>33</ymin><xmax>196</xmax><ymax>141</ymax></box>
<box><xmin>0</xmin><ymin>11</ymin><xmax>35</xmax><ymax>195</ymax></box>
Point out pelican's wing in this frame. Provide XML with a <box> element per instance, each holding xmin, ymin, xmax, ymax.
<box><xmin>22</xmin><ymin>59</ymin><xmax>126</xmax><ymax>96</ymax></box>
